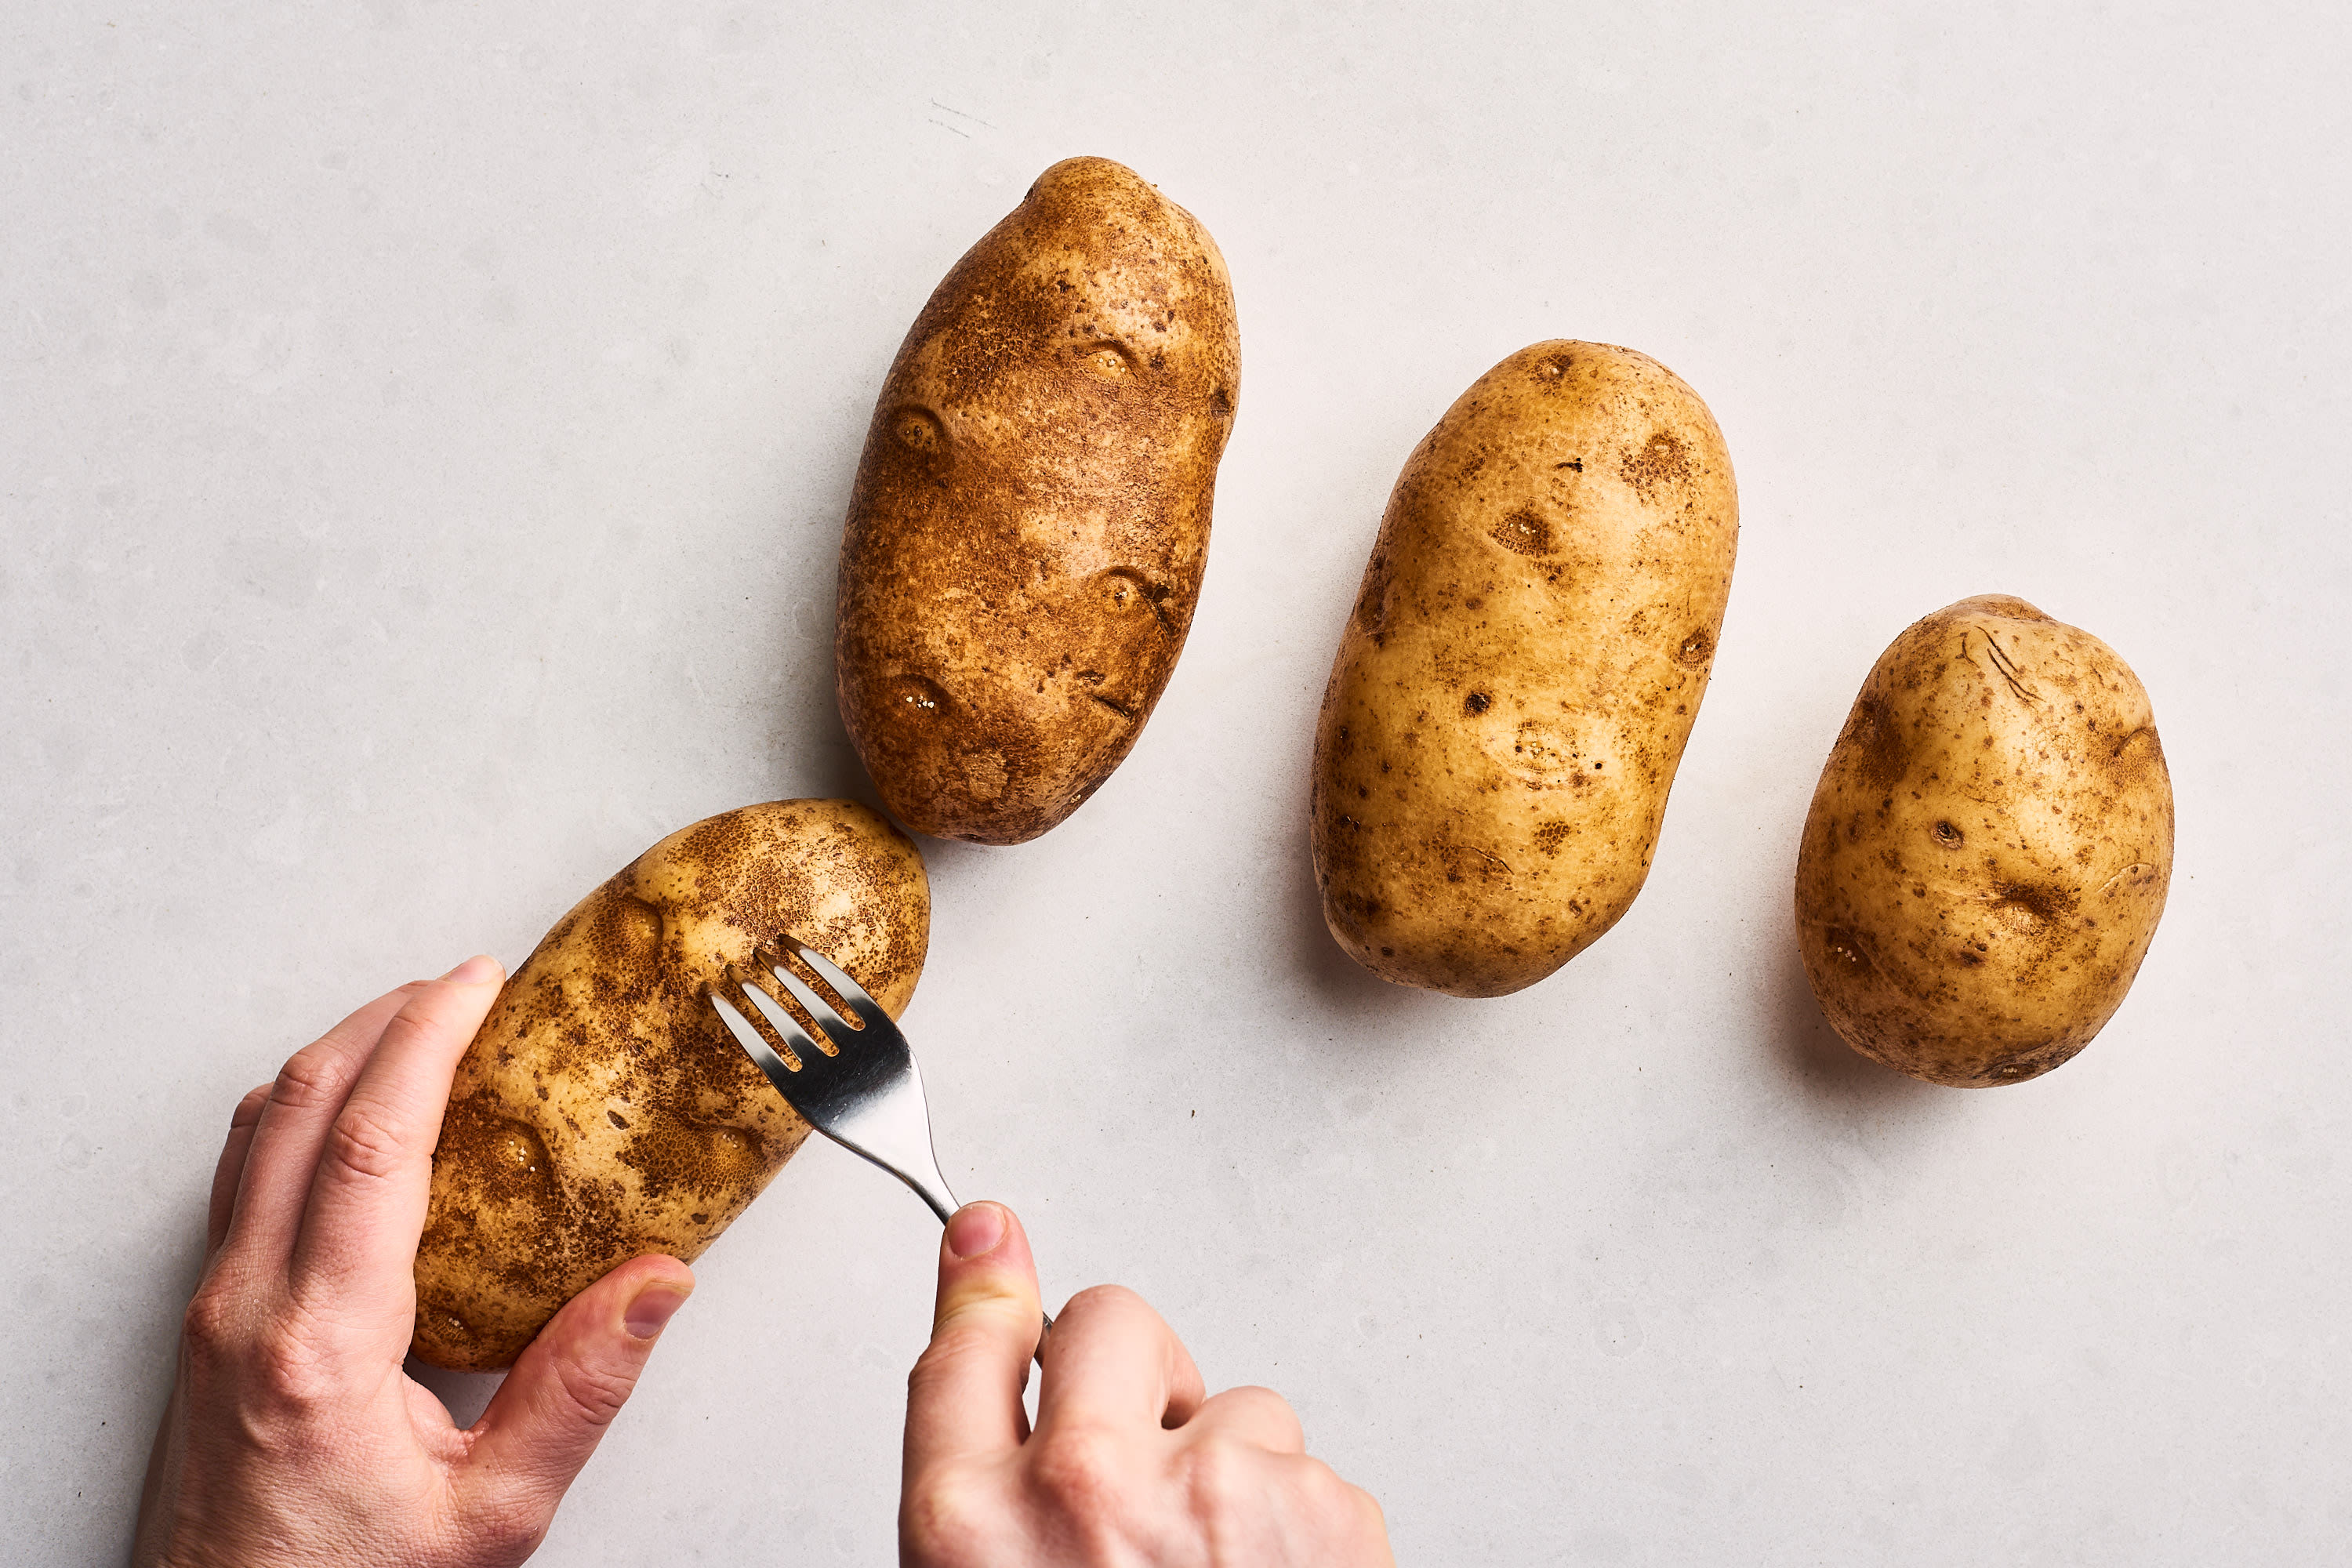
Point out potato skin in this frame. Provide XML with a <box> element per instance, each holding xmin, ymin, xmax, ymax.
<box><xmin>1795</xmin><ymin>597</ymin><xmax>2172</xmax><ymax>1087</ymax></box>
<box><xmin>411</xmin><ymin>800</ymin><xmax>927</xmax><ymax>1371</ymax></box>
<box><xmin>1312</xmin><ymin>342</ymin><xmax>1739</xmax><ymax>996</ymax></box>
<box><xmin>835</xmin><ymin>155</ymin><xmax>1241</xmax><ymax>845</ymax></box>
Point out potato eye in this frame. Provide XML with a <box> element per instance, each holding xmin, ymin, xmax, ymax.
<box><xmin>1075</xmin><ymin>340</ymin><xmax>1132</xmax><ymax>378</ymax></box>
<box><xmin>884</xmin><ymin>673</ymin><xmax>949</xmax><ymax>717</ymax></box>
<box><xmin>1822</xmin><ymin>928</ymin><xmax>1875</xmax><ymax>975</ymax></box>
<box><xmin>891</xmin><ymin>406</ymin><xmax>946</xmax><ymax>453</ymax></box>
<box><xmin>1098</xmin><ymin>566</ymin><xmax>1161</xmax><ymax>617</ymax></box>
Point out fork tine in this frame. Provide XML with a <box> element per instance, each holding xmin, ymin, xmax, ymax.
<box><xmin>758</xmin><ymin>949</ymin><xmax>858</xmax><ymax>1048</ymax></box>
<box><xmin>710</xmin><ymin>985</ymin><xmax>801</xmax><ymax>1098</ymax></box>
<box><xmin>730</xmin><ymin>968</ymin><xmax>829</xmax><ymax>1066</ymax></box>
<box><xmin>786</xmin><ymin>940</ymin><xmax>891</xmax><ymax>1033</ymax></box>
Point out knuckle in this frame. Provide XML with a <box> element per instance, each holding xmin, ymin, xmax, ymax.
<box><xmin>230</xmin><ymin>1083</ymin><xmax>272</xmax><ymax>1126</ymax></box>
<box><xmin>1183</xmin><ymin>1433</ymin><xmax>1260</xmax><ymax>1512</ymax></box>
<box><xmin>180</xmin><ymin>1286</ymin><xmax>245</xmax><ymax>1364</ymax></box>
<box><xmin>464</xmin><ymin>1504</ymin><xmax>550</xmax><ymax>1567</ymax></box>
<box><xmin>1028</xmin><ymin>1425</ymin><xmax>1127</xmax><ymax>1520</ymax></box>
<box><xmin>900</xmin><ymin>1471</ymin><xmax>991</xmax><ymax>1567</ymax></box>
<box><xmin>181</xmin><ymin>1281</ymin><xmax>341</xmax><ymax>1424</ymax></box>
<box><xmin>550</xmin><ymin>1355</ymin><xmax>637</xmax><ymax>1429</ymax></box>
<box><xmin>906</xmin><ymin>1338</ymin><xmax>966</xmax><ymax>1404</ymax></box>
<box><xmin>1061</xmin><ymin>1283</ymin><xmax>1144</xmax><ymax>1320</ymax></box>
<box><xmin>321</xmin><ymin>1102</ymin><xmax>412</xmax><ymax>1185</ymax></box>
<box><xmin>269</xmin><ymin>1045</ymin><xmax>353</xmax><ymax>1114</ymax></box>
<box><xmin>231</xmin><ymin>1309</ymin><xmax>336</xmax><ymax>1408</ymax></box>
<box><xmin>367</xmin><ymin>1007</ymin><xmax>441</xmax><ymax>1069</ymax></box>
<box><xmin>1229</xmin><ymin>1383</ymin><xmax>1298</xmax><ymax>1421</ymax></box>
<box><xmin>1300</xmin><ymin>1461</ymin><xmax>1381</xmax><ymax>1538</ymax></box>
<box><xmin>910</xmin><ymin>1318</ymin><xmax>1017</xmax><ymax>1395</ymax></box>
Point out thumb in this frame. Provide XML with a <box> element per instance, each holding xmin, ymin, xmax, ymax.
<box><xmin>904</xmin><ymin>1202</ymin><xmax>1042</xmax><ymax>1476</ymax></box>
<box><xmin>463</xmin><ymin>1254</ymin><xmax>695</xmax><ymax>1515</ymax></box>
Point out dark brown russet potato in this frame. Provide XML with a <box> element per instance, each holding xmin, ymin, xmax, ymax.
<box><xmin>1795</xmin><ymin>596</ymin><xmax>2173</xmax><ymax>1087</ymax></box>
<box><xmin>1311</xmin><ymin>341</ymin><xmax>1740</xmax><ymax>996</ymax></box>
<box><xmin>410</xmin><ymin>800</ymin><xmax>928</xmax><ymax>1371</ymax></box>
<box><xmin>835</xmin><ymin>155</ymin><xmax>1241</xmax><ymax>844</ymax></box>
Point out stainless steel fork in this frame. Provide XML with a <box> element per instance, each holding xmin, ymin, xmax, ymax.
<box><xmin>708</xmin><ymin>939</ymin><xmax>1051</xmax><ymax>1354</ymax></box>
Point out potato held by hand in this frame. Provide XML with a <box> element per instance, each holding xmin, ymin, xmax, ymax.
<box><xmin>411</xmin><ymin>800</ymin><xmax>928</xmax><ymax>1371</ymax></box>
<box><xmin>1312</xmin><ymin>342</ymin><xmax>1739</xmax><ymax>996</ymax></box>
<box><xmin>1795</xmin><ymin>597</ymin><xmax>2172</xmax><ymax>1086</ymax></box>
<box><xmin>836</xmin><ymin>155</ymin><xmax>1241</xmax><ymax>844</ymax></box>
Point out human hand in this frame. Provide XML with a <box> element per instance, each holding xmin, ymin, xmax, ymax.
<box><xmin>900</xmin><ymin>1203</ymin><xmax>1393</xmax><ymax>1566</ymax></box>
<box><xmin>133</xmin><ymin>957</ymin><xmax>697</xmax><ymax>1568</ymax></box>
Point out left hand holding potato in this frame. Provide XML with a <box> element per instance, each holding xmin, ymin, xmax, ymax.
<box><xmin>133</xmin><ymin>957</ymin><xmax>696</xmax><ymax>1568</ymax></box>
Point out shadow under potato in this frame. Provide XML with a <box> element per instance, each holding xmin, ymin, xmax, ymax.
<box><xmin>1283</xmin><ymin>815</ymin><xmax>1479</xmax><ymax>1036</ymax></box>
<box><xmin>1763</xmin><ymin>923</ymin><xmax>1942</xmax><ymax>1110</ymax></box>
<box><xmin>765</xmin><ymin>474</ymin><xmax>880</xmax><ymax>812</ymax></box>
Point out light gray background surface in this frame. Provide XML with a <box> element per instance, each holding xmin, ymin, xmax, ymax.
<box><xmin>5</xmin><ymin>2</ymin><xmax>2347</xmax><ymax>1563</ymax></box>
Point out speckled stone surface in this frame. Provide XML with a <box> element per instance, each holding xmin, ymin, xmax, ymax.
<box><xmin>5</xmin><ymin>5</ymin><xmax>2347</xmax><ymax>1563</ymax></box>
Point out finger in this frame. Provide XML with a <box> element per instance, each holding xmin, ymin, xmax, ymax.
<box><xmin>1267</xmin><ymin>1457</ymin><xmax>1395</xmax><ymax>1563</ymax></box>
<box><xmin>1345</xmin><ymin>1479</ymin><xmax>1396</xmax><ymax>1563</ymax></box>
<box><xmin>465</xmin><ymin>1254</ymin><xmax>694</xmax><ymax>1523</ymax></box>
<box><xmin>1182</xmin><ymin>1385</ymin><xmax>1305</xmax><ymax>1454</ymax></box>
<box><xmin>220</xmin><ymin>983</ymin><xmax>419</xmax><ymax>1265</ymax></box>
<box><xmin>204</xmin><ymin>1084</ymin><xmax>274</xmax><ymax>1257</ymax></box>
<box><xmin>904</xmin><ymin>1202</ymin><xmax>1043</xmax><ymax>1475</ymax></box>
<box><xmin>1036</xmin><ymin>1283</ymin><xmax>1206</xmax><ymax>1435</ymax></box>
<box><xmin>285</xmin><ymin>956</ymin><xmax>503</xmax><ymax>1326</ymax></box>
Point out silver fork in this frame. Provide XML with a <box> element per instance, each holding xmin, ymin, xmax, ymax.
<box><xmin>708</xmin><ymin>939</ymin><xmax>1051</xmax><ymax>1353</ymax></box>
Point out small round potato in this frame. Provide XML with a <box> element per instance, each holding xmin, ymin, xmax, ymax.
<box><xmin>410</xmin><ymin>800</ymin><xmax>928</xmax><ymax>1371</ymax></box>
<box><xmin>835</xmin><ymin>155</ymin><xmax>1241</xmax><ymax>845</ymax></box>
<box><xmin>1795</xmin><ymin>597</ymin><xmax>2173</xmax><ymax>1087</ymax></box>
<box><xmin>1312</xmin><ymin>341</ymin><xmax>1739</xmax><ymax>996</ymax></box>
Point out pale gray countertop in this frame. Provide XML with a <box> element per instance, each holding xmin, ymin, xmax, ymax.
<box><xmin>5</xmin><ymin>4</ymin><xmax>2347</xmax><ymax>1563</ymax></box>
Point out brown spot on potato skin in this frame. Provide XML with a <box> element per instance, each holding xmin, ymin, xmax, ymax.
<box><xmin>1838</xmin><ymin>695</ymin><xmax>1909</xmax><ymax>793</ymax></box>
<box><xmin>1618</xmin><ymin>429</ymin><xmax>1694</xmax><ymax>499</ymax></box>
<box><xmin>835</xmin><ymin>156</ymin><xmax>1242</xmax><ymax>845</ymax></box>
<box><xmin>1490</xmin><ymin>506</ymin><xmax>1553</xmax><ymax>557</ymax></box>
<box><xmin>411</xmin><ymin>800</ymin><xmax>930</xmax><ymax>1370</ymax></box>
<box><xmin>1793</xmin><ymin>597</ymin><xmax>2173</xmax><ymax>1087</ymax></box>
<box><xmin>1311</xmin><ymin>341</ymin><xmax>1738</xmax><ymax>996</ymax></box>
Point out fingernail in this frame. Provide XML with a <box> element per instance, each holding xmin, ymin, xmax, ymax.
<box><xmin>441</xmin><ymin>954</ymin><xmax>502</xmax><ymax>985</ymax></box>
<box><xmin>945</xmin><ymin>1202</ymin><xmax>1007</xmax><ymax>1260</ymax></box>
<box><xmin>625</xmin><ymin>1284</ymin><xmax>689</xmax><ymax>1339</ymax></box>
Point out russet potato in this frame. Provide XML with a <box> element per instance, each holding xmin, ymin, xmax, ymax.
<box><xmin>1312</xmin><ymin>341</ymin><xmax>1740</xmax><ymax>996</ymax></box>
<box><xmin>835</xmin><ymin>155</ymin><xmax>1241</xmax><ymax>844</ymax></box>
<box><xmin>1794</xmin><ymin>596</ymin><xmax>2172</xmax><ymax>1086</ymax></box>
<box><xmin>410</xmin><ymin>800</ymin><xmax>928</xmax><ymax>1371</ymax></box>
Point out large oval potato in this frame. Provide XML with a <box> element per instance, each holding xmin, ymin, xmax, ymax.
<box><xmin>835</xmin><ymin>155</ymin><xmax>1241</xmax><ymax>845</ymax></box>
<box><xmin>1794</xmin><ymin>596</ymin><xmax>2172</xmax><ymax>1087</ymax></box>
<box><xmin>1311</xmin><ymin>342</ymin><xmax>1739</xmax><ymax>996</ymax></box>
<box><xmin>411</xmin><ymin>800</ymin><xmax>928</xmax><ymax>1371</ymax></box>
